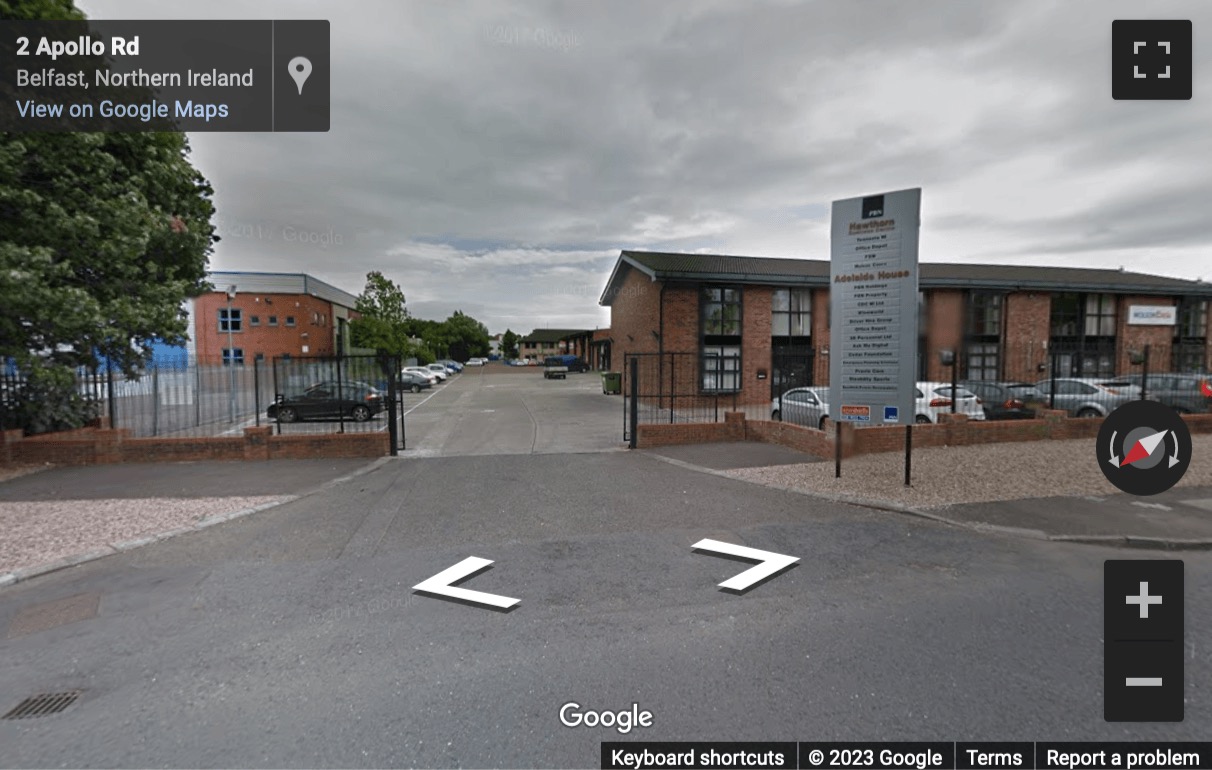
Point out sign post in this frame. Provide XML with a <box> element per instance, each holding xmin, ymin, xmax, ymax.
<box><xmin>829</xmin><ymin>188</ymin><xmax>921</xmax><ymax>451</ymax></box>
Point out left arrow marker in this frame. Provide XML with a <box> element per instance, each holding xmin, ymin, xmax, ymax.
<box><xmin>413</xmin><ymin>557</ymin><xmax>520</xmax><ymax>609</ymax></box>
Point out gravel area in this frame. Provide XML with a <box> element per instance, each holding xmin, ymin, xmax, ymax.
<box><xmin>724</xmin><ymin>434</ymin><xmax>1212</xmax><ymax>509</ymax></box>
<box><xmin>0</xmin><ymin>495</ymin><xmax>290</xmax><ymax>576</ymax></box>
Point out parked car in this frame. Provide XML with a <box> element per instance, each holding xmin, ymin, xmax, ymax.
<box><xmin>465</xmin><ymin>358</ymin><xmax>485</xmax><ymax>366</ymax></box>
<box><xmin>914</xmin><ymin>382</ymin><xmax>986</xmax><ymax>423</ymax></box>
<box><xmin>1033</xmin><ymin>377</ymin><xmax>1135</xmax><ymax>417</ymax></box>
<box><xmin>543</xmin><ymin>356</ymin><xmax>569</xmax><ymax>379</ymax></box>
<box><xmin>960</xmin><ymin>381</ymin><xmax>1045</xmax><ymax>420</ymax></box>
<box><xmin>423</xmin><ymin>363</ymin><xmax>451</xmax><ymax>380</ymax></box>
<box><xmin>402</xmin><ymin>367</ymin><xmax>440</xmax><ymax>384</ymax></box>
<box><xmin>546</xmin><ymin>354</ymin><xmax>590</xmax><ymax>373</ymax></box>
<box><xmin>438</xmin><ymin>359</ymin><xmax>463</xmax><ymax>373</ymax></box>
<box><xmin>1120</xmin><ymin>372</ymin><xmax>1212</xmax><ymax>414</ymax></box>
<box><xmin>398</xmin><ymin>371</ymin><xmax>433</xmax><ymax>393</ymax></box>
<box><xmin>772</xmin><ymin>386</ymin><xmax>830</xmax><ymax>430</ymax></box>
<box><xmin>267</xmin><ymin>380</ymin><xmax>384</xmax><ymax>423</ymax></box>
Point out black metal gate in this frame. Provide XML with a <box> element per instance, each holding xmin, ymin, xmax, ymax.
<box><xmin>771</xmin><ymin>343</ymin><xmax>815</xmax><ymax>400</ymax></box>
<box><xmin>622</xmin><ymin>352</ymin><xmax>738</xmax><ymax>446</ymax></box>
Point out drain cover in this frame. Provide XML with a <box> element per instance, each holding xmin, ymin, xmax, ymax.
<box><xmin>2</xmin><ymin>691</ymin><xmax>82</xmax><ymax>719</ymax></box>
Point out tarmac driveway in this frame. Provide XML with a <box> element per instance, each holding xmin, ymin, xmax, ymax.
<box><xmin>401</xmin><ymin>367</ymin><xmax>623</xmax><ymax>457</ymax></box>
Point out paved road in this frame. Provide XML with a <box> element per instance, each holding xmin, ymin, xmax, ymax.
<box><xmin>402</xmin><ymin>367</ymin><xmax>622</xmax><ymax>456</ymax></box>
<box><xmin>1</xmin><ymin>371</ymin><xmax>1208</xmax><ymax>767</ymax></box>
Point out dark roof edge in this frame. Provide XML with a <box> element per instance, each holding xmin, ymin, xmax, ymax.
<box><xmin>599</xmin><ymin>253</ymin><xmax>658</xmax><ymax>306</ymax></box>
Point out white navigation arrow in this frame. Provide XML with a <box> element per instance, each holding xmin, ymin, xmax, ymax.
<box><xmin>692</xmin><ymin>539</ymin><xmax>799</xmax><ymax>592</ymax></box>
<box><xmin>413</xmin><ymin>557</ymin><xmax>520</xmax><ymax>609</ymax></box>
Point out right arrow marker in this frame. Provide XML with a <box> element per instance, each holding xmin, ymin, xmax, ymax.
<box><xmin>692</xmin><ymin>539</ymin><xmax>799</xmax><ymax>592</ymax></box>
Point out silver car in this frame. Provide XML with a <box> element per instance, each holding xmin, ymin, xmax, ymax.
<box><xmin>772</xmin><ymin>386</ymin><xmax>830</xmax><ymax>430</ymax></box>
<box><xmin>1033</xmin><ymin>377</ymin><xmax>1135</xmax><ymax>417</ymax></box>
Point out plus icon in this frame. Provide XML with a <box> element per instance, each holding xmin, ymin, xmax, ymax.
<box><xmin>1112</xmin><ymin>20</ymin><xmax>1192</xmax><ymax>100</ymax></box>
<box><xmin>1127</xmin><ymin>581</ymin><xmax>1163</xmax><ymax>618</ymax></box>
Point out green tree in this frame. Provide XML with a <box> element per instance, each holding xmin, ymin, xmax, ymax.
<box><xmin>440</xmin><ymin>311</ymin><xmax>490</xmax><ymax>362</ymax></box>
<box><xmin>349</xmin><ymin>271</ymin><xmax>421</xmax><ymax>365</ymax></box>
<box><xmin>502</xmin><ymin>329</ymin><xmax>520</xmax><ymax>359</ymax></box>
<box><xmin>1</xmin><ymin>0</ymin><xmax>217</xmax><ymax>433</ymax></box>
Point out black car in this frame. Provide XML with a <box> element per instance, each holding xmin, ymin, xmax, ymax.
<box><xmin>268</xmin><ymin>380</ymin><xmax>385</xmax><ymax>422</ymax></box>
<box><xmin>960</xmin><ymin>381</ymin><xmax>1045</xmax><ymax>420</ymax></box>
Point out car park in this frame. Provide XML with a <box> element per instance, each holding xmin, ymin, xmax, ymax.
<box><xmin>403</xmin><ymin>366</ymin><xmax>441</xmax><ymax>384</ymax></box>
<box><xmin>771</xmin><ymin>386</ymin><xmax>830</xmax><ymax>430</ymax></box>
<box><xmin>960</xmin><ymin>381</ymin><xmax>1045</xmax><ymax>420</ymax></box>
<box><xmin>267</xmin><ymin>380</ymin><xmax>384</xmax><ymax>423</ymax></box>
<box><xmin>1032</xmin><ymin>377</ymin><xmax>1135</xmax><ymax>417</ymax></box>
<box><xmin>398</xmin><ymin>371</ymin><xmax>433</xmax><ymax>393</ymax></box>
<box><xmin>1120</xmin><ymin>372</ymin><xmax>1212</xmax><ymax>413</ymax></box>
<box><xmin>914</xmin><ymin>382</ymin><xmax>986</xmax><ymax>423</ymax></box>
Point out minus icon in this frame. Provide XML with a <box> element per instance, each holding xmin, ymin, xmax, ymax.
<box><xmin>1126</xmin><ymin>677</ymin><xmax>1163</xmax><ymax>686</ymax></box>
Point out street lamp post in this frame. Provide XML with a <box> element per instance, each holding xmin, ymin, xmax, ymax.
<box><xmin>226</xmin><ymin>286</ymin><xmax>237</xmax><ymax>422</ymax></box>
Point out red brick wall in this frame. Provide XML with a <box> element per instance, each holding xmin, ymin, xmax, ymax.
<box><xmin>924</xmin><ymin>289</ymin><xmax>964</xmax><ymax>381</ymax></box>
<box><xmin>740</xmin><ymin>287</ymin><xmax>774</xmax><ymax>405</ymax></box>
<box><xmin>1117</xmin><ymin>296</ymin><xmax>1176</xmax><ymax>375</ymax></box>
<box><xmin>195</xmin><ymin>292</ymin><xmax>340</xmax><ymax>363</ymax></box>
<box><xmin>662</xmin><ymin>284</ymin><xmax>700</xmax><ymax>353</ymax></box>
<box><xmin>635</xmin><ymin>410</ymin><xmax>1212</xmax><ymax>457</ymax></box>
<box><xmin>1003</xmin><ymin>292</ymin><xmax>1052</xmax><ymax>381</ymax></box>
<box><xmin>608</xmin><ymin>268</ymin><xmax>661</xmax><ymax>393</ymax></box>
<box><xmin>635</xmin><ymin>412</ymin><xmax>745</xmax><ymax>448</ymax></box>
<box><xmin>2</xmin><ymin>425</ymin><xmax>387</xmax><ymax>466</ymax></box>
<box><xmin>812</xmin><ymin>289</ymin><xmax>831</xmax><ymax>385</ymax></box>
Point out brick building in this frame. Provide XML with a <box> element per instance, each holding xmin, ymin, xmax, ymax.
<box><xmin>599</xmin><ymin>251</ymin><xmax>1212</xmax><ymax>406</ymax></box>
<box><xmin>518</xmin><ymin>328</ymin><xmax>592</xmax><ymax>361</ymax></box>
<box><xmin>192</xmin><ymin>271</ymin><xmax>360</xmax><ymax>365</ymax></box>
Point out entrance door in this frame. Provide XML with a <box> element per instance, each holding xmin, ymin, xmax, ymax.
<box><xmin>771</xmin><ymin>344</ymin><xmax>814</xmax><ymax>399</ymax></box>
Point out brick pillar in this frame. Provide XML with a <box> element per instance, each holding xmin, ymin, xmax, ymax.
<box><xmin>243</xmin><ymin>426</ymin><xmax>272</xmax><ymax>461</ymax></box>
<box><xmin>93</xmin><ymin>428</ymin><xmax>125</xmax><ymax>464</ymax></box>
<box><xmin>724</xmin><ymin>411</ymin><xmax>746</xmax><ymax>441</ymax></box>
<box><xmin>1</xmin><ymin>428</ymin><xmax>22</xmax><ymax>465</ymax></box>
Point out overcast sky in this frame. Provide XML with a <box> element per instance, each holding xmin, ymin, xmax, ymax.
<box><xmin>77</xmin><ymin>0</ymin><xmax>1212</xmax><ymax>335</ymax></box>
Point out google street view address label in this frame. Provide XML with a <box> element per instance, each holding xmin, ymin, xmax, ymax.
<box><xmin>0</xmin><ymin>20</ymin><xmax>329</xmax><ymax>132</ymax></box>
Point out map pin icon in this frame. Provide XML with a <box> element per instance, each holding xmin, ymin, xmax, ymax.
<box><xmin>288</xmin><ymin>56</ymin><xmax>312</xmax><ymax>95</ymax></box>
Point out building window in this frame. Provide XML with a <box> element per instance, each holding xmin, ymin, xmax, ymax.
<box><xmin>1050</xmin><ymin>293</ymin><xmax>1081</xmax><ymax>338</ymax></box>
<box><xmin>312</xmin><ymin>312</ymin><xmax>319</xmax><ymax>324</ymax></box>
<box><xmin>1174</xmin><ymin>298</ymin><xmax>1209</xmax><ymax>372</ymax></box>
<box><xmin>218</xmin><ymin>308</ymin><xmax>242</xmax><ymax>332</ymax></box>
<box><xmin>1084</xmin><ymin>294</ymin><xmax>1117</xmax><ymax>337</ymax></box>
<box><xmin>966</xmin><ymin>342</ymin><xmax>1000</xmax><ymax>381</ymax></box>
<box><xmin>249</xmin><ymin>315</ymin><xmax>260</xmax><ymax>326</ymax></box>
<box><xmin>967</xmin><ymin>292</ymin><xmax>1003</xmax><ymax>336</ymax></box>
<box><xmin>1050</xmin><ymin>292</ymin><xmax>1116</xmax><ymax>377</ymax></box>
<box><xmin>268</xmin><ymin>315</ymin><xmax>278</xmax><ymax>326</ymax></box>
<box><xmin>772</xmin><ymin>288</ymin><xmax>811</xmax><ymax>337</ymax></box>
<box><xmin>254</xmin><ymin>352</ymin><xmax>265</xmax><ymax>362</ymax></box>
<box><xmin>1176</xmin><ymin>298</ymin><xmax>1208</xmax><ymax>338</ymax></box>
<box><xmin>701</xmin><ymin>286</ymin><xmax>742</xmax><ymax>392</ymax></box>
<box><xmin>964</xmin><ymin>292</ymin><xmax>1004</xmax><ymax>381</ymax></box>
<box><xmin>286</xmin><ymin>316</ymin><xmax>296</xmax><ymax>327</ymax></box>
<box><xmin>222</xmin><ymin>348</ymin><xmax>244</xmax><ymax>366</ymax></box>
